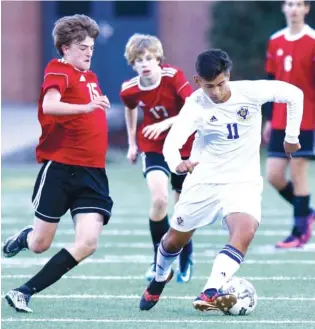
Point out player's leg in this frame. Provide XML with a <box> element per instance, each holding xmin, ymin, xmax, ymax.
<box><xmin>288</xmin><ymin>157</ymin><xmax>314</xmax><ymax>245</ymax></box>
<box><xmin>274</xmin><ymin>131</ymin><xmax>314</xmax><ymax>248</ymax></box>
<box><xmin>193</xmin><ymin>181</ymin><xmax>262</xmax><ymax>313</ymax></box>
<box><xmin>142</xmin><ymin>152</ymin><xmax>170</xmax><ymax>281</ymax></box>
<box><xmin>140</xmin><ymin>181</ymin><xmax>220</xmax><ymax>311</ymax></box>
<box><xmin>266</xmin><ymin>129</ymin><xmax>292</xmax><ymax>201</ymax></box>
<box><xmin>4</xmin><ymin>161</ymin><xmax>71</xmax><ymax>313</ymax></box>
<box><xmin>3</xmin><ymin>161</ymin><xmax>59</xmax><ymax>258</ymax></box>
<box><xmin>170</xmin><ymin>172</ymin><xmax>193</xmax><ymax>283</ymax></box>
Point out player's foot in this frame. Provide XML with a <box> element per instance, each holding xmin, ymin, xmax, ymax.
<box><xmin>145</xmin><ymin>263</ymin><xmax>156</xmax><ymax>282</ymax></box>
<box><xmin>275</xmin><ymin>212</ymin><xmax>314</xmax><ymax>249</ymax></box>
<box><xmin>177</xmin><ymin>241</ymin><xmax>193</xmax><ymax>283</ymax></box>
<box><xmin>139</xmin><ymin>268</ymin><xmax>174</xmax><ymax>311</ymax></box>
<box><xmin>193</xmin><ymin>288</ymin><xmax>237</xmax><ymax>313</ymax></box>
<box><xmin>275</xmin><ymin>234</ymin><xmax>303</xmax><ymax>248</ymax></box>
<box><xmin>3</xmin><ymin>225</ymin><xmax>33</xmax><ymax>258</ymax></box>
<box><xmin>300</xmin><ymin>212</ymin><xmax>315</xmax><ymax>245</ymax></box>
<box><xmin>5</xmin><ymin>290</ymin><xmax>33</xmax><ymax>313</ymax></box>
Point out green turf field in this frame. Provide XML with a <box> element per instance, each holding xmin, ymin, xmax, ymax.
<box><xmin>2</xmin><ymin>151</ymin><xmax>315</xmax><ymax>329</ymax></box>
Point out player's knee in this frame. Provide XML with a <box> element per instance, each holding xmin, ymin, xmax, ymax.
<box><xmin>29</xmin><ymin>238</ymin><xmax>51</xmax><ymax>254</ymax></box>
<box><xmin>152</xmin><ymin>194</ymin><xmax>168</xmax><ymax>212</ymax></box>
<box><xmin>74</xmin><ymin>238</ymin><xmax>98</xmax><ymax>257</ymax></box>
<box><xmin>163</xmin><ymin>230</ymin><xmax>186</xmax><ymax>252</ymax></box>
<box><xmin>266</xmin><ymin>170</ymin><xmax>283</xmax><ymax>188</ymax></box>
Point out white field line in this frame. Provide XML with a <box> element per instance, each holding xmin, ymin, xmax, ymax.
<box><xmin>2</xmin><ymin>319</ymin><xmax>315</xmax><ymax>324</ymax></box>
<box><xmin>2</xmin><ymin>274</ymin><xmax>315</xmax><ymax>281</ymax></box>
<box><xmin>1</xmin><ymin>294</ymin><xmax>315</xmax><ymax>301</ymax></box>
<box><xmin>0</xmin><ymin>229</ymin><xmax>299</xmax><ymax>236</ymax></box>
<box><xmin>2</xmin><ymin>257</ymin><xmax>315</xmax><ymax>267</ymax></box>
<box><xmin>1</xmin><ymin>218</ymin><xmax>293</xmax><ymax>226</ymax></box>
<box><xmin>14</xmin><ymin>242</ymin><xmax>315</xmax><ymax>253</ymax></box>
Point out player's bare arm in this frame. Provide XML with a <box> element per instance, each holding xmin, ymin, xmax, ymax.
<box><xmin>43</xmin><ymin>88</ymin><xmax>110</xmax><ymax>115</ymax></box>
<box><xmin>125</xmin><ymin>106</ymin><xmax>138</xmax><ymax>163</ymax></box>
<box><xmin>142</xmin><ymin>116</ymin><xmax>178</xmax><ymax>140</ymax></box>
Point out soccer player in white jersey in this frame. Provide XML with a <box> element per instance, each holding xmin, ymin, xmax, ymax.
<box><xmin>139</xmin><ymin>49</ymin><xmax>303</xmax><ymax>313</ymax></box>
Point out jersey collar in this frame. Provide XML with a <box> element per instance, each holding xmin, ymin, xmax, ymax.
<box><xmin>284</xmin><ymin>24</ymin><xmax>309</xmax><ymax>42</ymax></box>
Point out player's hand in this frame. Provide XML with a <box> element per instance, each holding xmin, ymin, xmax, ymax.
<box><xmin>142</xmin><ymin>121</ymin><xmax>171</xmax><ymax>140</ymax></box>
<box><xmin>86</xmin><ymin>96</ymin><xmax>111</xmax><ymax>112</ymax></box>
<box><xmin>283</xmin><ymin>141</ymin><xmax>301</xmax><ymax>159</ymax></box>
<box><xmin>127</xmin><ymin>144</ymin><xmax>138</xmax><ymax>164</ymax></box>
<box><xmin>175</xmin><ymin>160</ymin><xmax>199</xmax><ymax>174</ymax></box>
<box><xmin>262</xmin><ymin>121</ymin><xmax>272</xmax><ymax>144</ymax></box>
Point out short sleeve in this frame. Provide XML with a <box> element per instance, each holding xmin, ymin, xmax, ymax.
<box><xmin>42</xmin><ymin>61</ymin><xmax>70</xmax><ymax>95</ymax></box>
<box><xmin>173</xmin><ymin>70</ymin><xmax>193</xmax><ymax>100</ymax></box>
<box><xmin>120</xmin><ymin>89</ymin><xmax>138</xmax><ymax>109</ymax></box>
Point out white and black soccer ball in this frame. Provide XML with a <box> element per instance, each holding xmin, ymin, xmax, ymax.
<box><xmin>220</xmin><ymin>277</ymin><xmax>258</xmax><ymax>316</ymax></box>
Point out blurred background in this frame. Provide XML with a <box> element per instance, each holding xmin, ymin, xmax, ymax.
<box><xmin>2</xmin><ymin>0</ymin><xmax>314</xmax><ymax>163</ymax></box>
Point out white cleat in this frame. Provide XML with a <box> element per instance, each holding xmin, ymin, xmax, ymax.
<box><xmin>5</xmin><ymin>290</ymin><xmax>33</xmax><ymax>313</ymax></box>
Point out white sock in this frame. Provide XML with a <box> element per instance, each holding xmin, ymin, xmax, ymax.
<box><xmin>203</xmin><ymin>244</ymin><xmax>244</xmax><ymax>291</ymax></box>
<box><xmin>156</xmin><ymin>243</ymin><xmax>182</xmax><ymax>282</ymax></box>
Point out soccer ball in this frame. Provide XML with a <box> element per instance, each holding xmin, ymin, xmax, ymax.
<box><xmin>220</xmin><ymin>277</ymin><xmax>257</xmax><ymax>316</ymax></box>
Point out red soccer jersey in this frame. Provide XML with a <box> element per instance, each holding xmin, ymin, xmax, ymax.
<box><xmin>265</xmin><ymin>25</ymin><xmax>315</xmax><ymax>130</ymax></box>
<box><xmin>120</xmin><ymin>65</ymin><xmax>194</xmax><ymax>157</ymax></box>
<box><xmin>36</xmin><ymin>58</ymin><xmax>108</xmax><ymax>168</ymax></box>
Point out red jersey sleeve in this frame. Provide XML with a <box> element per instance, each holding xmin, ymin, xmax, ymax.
<box><xmin>120</xmin><ymin>84</ymin><xmax>138</xmax><ymax>109</ymax></box>
<box><xmin>42</xmin><ymin>60</ymin><xmax>70</xmax><ymax>96</ymax></box>
<box><xmin>265</xmin><ymin>40</ymin><xmax>275</xmax><ymax>75</ymax></box>
<box><xmin>173</xmin><ymin>70</ymin><xmax>193</xmax><ymax>100</ymax></box>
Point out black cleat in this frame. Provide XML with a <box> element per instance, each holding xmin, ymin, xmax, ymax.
<box><xmin>3</xmin><ymin>225</ymin><xmax>33</xmax><ymax>258</ymax></box>
<box><xmin>139</xmin><ymin>268</ymin><xmax>174</xmax><ymax>311</ymax></box>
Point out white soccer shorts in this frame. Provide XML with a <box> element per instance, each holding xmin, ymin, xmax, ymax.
<box><xmin>170</xmin><ymin>178</ymin><xmax>263</xmax><ymax>232</ymax></box>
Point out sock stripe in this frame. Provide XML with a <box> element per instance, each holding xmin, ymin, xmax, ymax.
<box><xmin>159</xmin><ymin>243</ymin><xmax>182</xmax><ymax>258</ymax></box>
<box><xmin>220</xmin><ymin>245</ymin><xmax>244</xmax><ymax>264</ymax></box>
<box><xmin>221</xmin><ymin>247</ymin><xmax>244</xmax><ymax>263</ymax></box>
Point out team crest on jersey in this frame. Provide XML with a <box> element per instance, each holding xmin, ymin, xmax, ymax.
<box><xmin>237</xmin><ymin>106</ymin><xmax>252</xmax><ymax>122</ymax></box>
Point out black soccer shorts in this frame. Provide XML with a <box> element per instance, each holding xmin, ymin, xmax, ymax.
<box><xmin>32</xmin><ymin>161</ymin><xmax>113</xmax><ymax>224</ymax></box>
<box><xmin>268</xmin><ymin>129</ymin><xmax>315</xmax><ymax>159</ymax></box>
<box><xmin>141</xmin><ymin>152</ymin><xmax>187</xmax><ymax>193</ymax></box>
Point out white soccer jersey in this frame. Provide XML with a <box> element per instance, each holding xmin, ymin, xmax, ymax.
<box><xmin>163</xmin><ymin>80</ymin><xmax>303</xmax><ymax>184</ymax></box>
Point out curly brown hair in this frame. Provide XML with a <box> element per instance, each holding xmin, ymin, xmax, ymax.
<box><xmin>53</xmin><ymin>14</ymin><xmax>99</xmax><ymax>56</ymax></box>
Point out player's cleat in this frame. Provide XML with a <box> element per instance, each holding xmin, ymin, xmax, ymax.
<box><xmin>276</xmin><ymin>213</ymin><xmax>314</xmax><ymax>249</ymax></box>
<box><xmin>300</xmin><ymin>212</ymin><xmax>315</xmax><ymax>245</ymax></box>
<box><xmin>193</xmin><ymin>288</ymin><xmax>237</xmax><ymax>313</ymax></box>
<box><xmin>139</xmin><ymin>268</ymin><xmax>174</xmax><ymax>310</ymax></box>
<box><xmin>5</xmin><ymin>290</ymin><xmax>33</xmax><ymax>313</ymax></box>
<box><xmin>275</xmin><ymin>235</ymin><xmax>303</xmax><ymax>248</ymax></box>
<box><xmin>176</xmin><ymin>257</ymin><xmax>193</xmax><ymax>283</ymax></box>
<box><xmin>145</xmin><ymin>263</ymin><xmax>156</xmax><ymax>282</ymax></box>
<box><xmin>3</xmin><ymin>225</ymin><xmax>33</xmax><ymax>258</ymax></box>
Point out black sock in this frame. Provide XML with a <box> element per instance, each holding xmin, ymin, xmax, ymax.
<box><xmin>293</xmin><ymin>195</ymin><xmax>311</xmax><ymax>236</ymax></box>
<box><xmin>149</xmin><ymin>216</ymin><xmax>169</xmax><ymax>263</ymax></box>
<box><xmin>279</xmin><ymin>182</ymin><xmax>294</xmax><ymax>205</ymax></box>
<box><xmin>18</xmin><ymin>248</ymin><xmax>78</xmax><ymax>295</ymax></box>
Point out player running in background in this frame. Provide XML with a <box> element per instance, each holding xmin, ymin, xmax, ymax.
<box><xmin>263</xmin><ymin>0</ymin><xmax>315</xmax><ymax>248</ymax></box>
<box><xmin>3</xmin><ymin>14</ymin><xmax>113</xmax><ymax>313</ymax></box>
<box><xmin>139</xmin><ymin>49</ymin><xmax>303</xmax><ymax>313</ymax></box>
<box><xmin>120</xmin><ymin>34</ymin><xmax>194</xmax><ymax>283</ymax></box>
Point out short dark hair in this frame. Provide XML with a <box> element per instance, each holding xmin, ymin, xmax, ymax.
<box><xmin>282</xmin><ymin>0</ymin><xmax>311</xmax><ymax>5</ymax></box>
<box><xmin>53</xmin><ymin>14</ymin><xmax>100</xmax><ymax>56</ymax></box>
<box><xmin>195</xmin><ymin>49</ymin><xmax>233</xmax><ymax>81</ymax></box>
